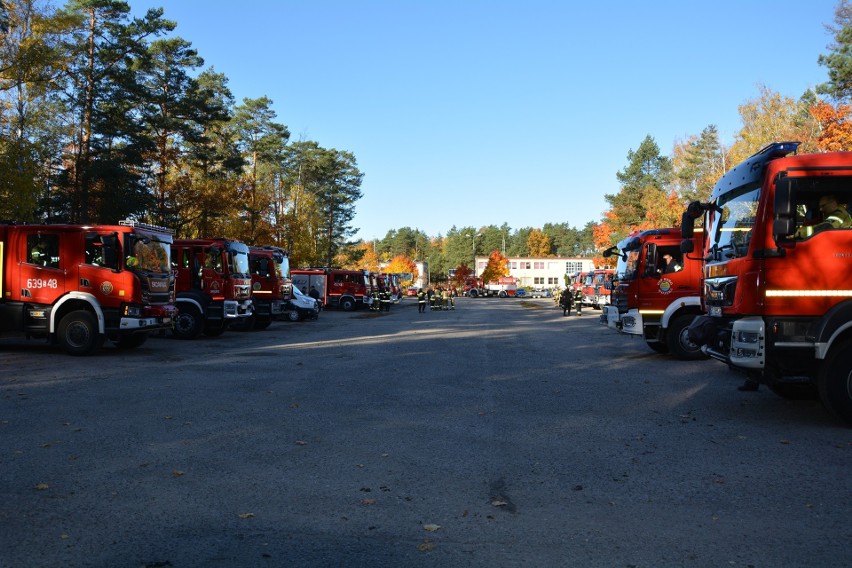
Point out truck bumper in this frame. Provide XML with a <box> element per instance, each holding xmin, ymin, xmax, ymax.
<box><xmin>601</xmin><ymin>306</ymin><xmax>643</xmax><ymax>336</ymax></box>
<box><xmin>703</xmin><ymin>316</ymin><xmax>766</xmax><ymax>369</ymax></box>
<box><xmin>224</xmin><ymin>299</ymin><xmax>253</xmax><ymax>319</ymax></box>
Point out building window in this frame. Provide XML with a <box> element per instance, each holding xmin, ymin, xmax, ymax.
<box><xmin>522</xmin><ymin>262</ymin><xmax>531</xmax><ymax>269</ymax></box>
<box><xmin>548</xmin><ymin>277</ymin><xmax>559</xmax><ymax>285</ymax></box>
<box><xmin>533</xmin><ymin>262</ymin><xmax>544</xmax><ymax>270</ymax></box>
<box><xmin>534</xmin><ymin>277</ymin><xmax>544</xmax><ymax>285</ymax></box>
<box><xmin>510</xmin><ymin>261</ymin><xmax>517</xmax><ymax>269</ymax></box>
<box><xmin>566</xmin><ymin>261</ymin><xmax>583</xmax><ymax>274</ymax></box>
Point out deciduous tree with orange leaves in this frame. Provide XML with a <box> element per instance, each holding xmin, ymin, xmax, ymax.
<box><xmin>384</xmin><ymin>255</ymin><xmax>418</xmax><ymax>288</ymax></box>
<box><xmin>451</xmin><ymin>264</ymin><xmax>473</xmax><ymax>289</ymax></box>
<box><xmin>480</xmin><ymin>250</ymin><xmax>509</xmax><ymax>284</ymax></box>
<box><xmin>810</xmin><ymin>101</ymin><xmax>852</xmax><ymax>151</ymax></box>
<box><xmin>527</xmin><ymin>229</ymin><xmax>551</xmax><ymax>257</ymax></box>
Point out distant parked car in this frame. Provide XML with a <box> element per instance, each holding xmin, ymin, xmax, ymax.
<box><xmin>530</xmin><ymin>288</ymin><xmax>552</xmax><ymax>298</ymax></box>
<box><xmin>515</xmin><ymin>289</ymin><xmax>527</xmax><ymax>298</ymax></box>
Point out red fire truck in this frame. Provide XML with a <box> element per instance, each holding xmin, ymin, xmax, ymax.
<box><xmin>600</xmin><ymin>228</ymin><xmax>705</xmax><ymax>359</ymax></box>
<box><xmin>682</xmin><ymin>141</ymin><xmax>852</xmax><ymax>423</ymax></box>
<box><xmin>244</xmin><ymin>245</ymin><xmax>291</xmax><ymax>328</ymax></box>
<box><xmin>581</xmin><ymin>268</ymin><xmax>615</xmax><ymax>309</ymax></box>
<box><xmin>290</xmin><ymin>268</ymin><xmax>372</xmax><ymax>310</ymax></box>
<box><xmin>463</xmin><ymin>276</ymin><xmax>517</xmax><ymax>298</ymax></box>
<box><xmin>170</xmin><ymin>238</ymin><xmax>253</xmax><ymax>339</ymax></box>
<box><xmin>0</xmin><ymin>220</ymin><xmax>176</xmax><ymax>354</ymax></box>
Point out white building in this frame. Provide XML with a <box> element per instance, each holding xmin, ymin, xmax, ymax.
<box><xmin>474</xmin><ymin>256</ymin><xmax>595</xmax><ymax>289</ymax></box>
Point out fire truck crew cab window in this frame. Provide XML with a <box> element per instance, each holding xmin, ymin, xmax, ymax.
<box><xmin>792</xmin><ymin>186</ymin><xmax>852</xmax><ymax>239</ymax></box>
<box><xmin>84</xmin><ymin>232</ymin><xmax>105</xmax><ymax>266</ymax></box>
<box><xmin>27</xmin><ymin>234</ymin><xmax>60</xmax><ymax>268</ymax></box>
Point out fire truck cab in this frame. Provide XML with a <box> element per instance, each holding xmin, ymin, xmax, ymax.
<box><xmin>244</xmin><ymin>245</ymin><xmax>291</xmax><ymax>328</ymax></box>
<box><xmin>0</xmin><ymin>220</ymin><xmax>176</xmax><ymax>355</ymax></box>
<box><xmin>601</xmin><ymin>228</ymin><xmax>705</xmax><ymax>359</ymax></box>
<box><xmin>291</xmin><ymin>268</ymin><xmax>372</xmax><ymax>311</ymax></box>
<box><xmin>170</xmin><ymin>238</ymin><xmax>253</xmax><ymax>339</ymax></box>
<box><xmin>682</xmin><ymin>142</ymin><xmax>852</xmax><ymax>423</ymax></box>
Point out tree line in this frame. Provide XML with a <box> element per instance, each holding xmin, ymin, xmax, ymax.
<box><xmin>5</xmin><ymin>1</ymin><xmax>852</xmax><ymax>285</ymax></box>
<box><xmin>0</xmin><ymin>0</ymin><xmax>362</xmax><ymax>268</ymax></box>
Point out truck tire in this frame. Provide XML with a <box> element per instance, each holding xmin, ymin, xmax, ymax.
<box><xmin>469</xmin><ymin>289</ymin><xmax>478</xmax><ymax>298</ymax></box>
<box><xmin>498</xmin><ymin>291</ymin><xmax>507</xmax><ymax>298</ymax></box>
<box><xmin>286</xmin><ymin>308</ymin><xmax>301</xmax><ymax>322</ymax></box>
<box><xmin>57</xmin><ymin>310</ymin><xmax>101</xmax><ymax>356</ymax></box>
<box><xmin>340</xmin><ymin>297</ymin><xmax>355</xmax><ymax>311</ymax></box>
<box><xmin>666</xmin><ymin>314</ymin><xmax>707</xmax><ymax>361</ymax></box>
<box><xmin>173</xmin><ymin>305</ymin><xmax>203</xmax><ymax>340</ymax></box>
<box><xmin>817</xmin><ymin>336</ymin><xmax>852</xmax><ymax>425</ymax></box>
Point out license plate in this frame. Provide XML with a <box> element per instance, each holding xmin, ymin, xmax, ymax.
<box><xmin>709</xmin><ymin>306</ymin><xmax>722</xmax><ymax>317</ymax></box>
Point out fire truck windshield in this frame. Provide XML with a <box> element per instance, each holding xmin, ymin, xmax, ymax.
<box><xmin>615</xmin><ymin>249</ymin><xmax>641</xmax><ymax>281</ymax></box>
<box><xmin>229</xmin><ymin>250</ymin><xmax>251</xmax><ymax>278</ymax></box>
<box><xmin>126</xmin><ymin>234</ymin><xmax>170</xmax><ymax>273</ymax></box>
<box><xmin>707</xmin><ymin>185</ymin><xmax>760</xmax><ymax>260</ymax></box>
<box><xmin>274</xmin><ymin>255</ymin><xmax>290</xmax><ymax>279</ymax></box>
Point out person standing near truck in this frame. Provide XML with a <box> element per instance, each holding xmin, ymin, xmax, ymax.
<box><xmin>559</xmin><ymin>287</ymin><xmax>573</xmax><ymax>316</ymax></box>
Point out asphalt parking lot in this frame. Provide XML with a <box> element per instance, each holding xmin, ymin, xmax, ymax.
<box><xmin>1</xmin><ymin>297</ymin><xmax>850</xmax><ymax>567</ymax></box>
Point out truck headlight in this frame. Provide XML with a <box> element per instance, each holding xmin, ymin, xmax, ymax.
<box><xmin>734</xmin><ymin>331</ymin><xmax>759</xmax><ymax>344</ymax></box>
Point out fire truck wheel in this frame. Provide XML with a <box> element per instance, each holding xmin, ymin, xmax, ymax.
<box><xmin>498</xmin><ymin>291</ymin><xmax>507</xmax><ymax>298</ymax></box>
<box><xmin>666</xmin><ymin>314</ymin><xmax>707</xmax><ymax>361</ymax></box>
<box><xmin>57</xmin><ymin>310</ymin><xmax>101</xmax><ymax>356</ymax></box>
<box><xmin>172</xmin><ymin>306</ymin><xmax>203</xmax><ymax>340</ymax></box>
<box><xmin>286</xmin><ymin>308</ymin><xmax>302</xmax><ymax>322</ymax></box>
<box><xmin>340</xmin><ymin>297</ymin><xmax>355</xmax><ymax>311</ymax></box>
<box><xmin>817</xmin><ymin>336</ymin><xmax>852</xmax><ymax>425</ymax></box>
<box><xmin>116</xmin><ymin>333</ymin><xmax>148</xmax><ymax>349</ymax></box>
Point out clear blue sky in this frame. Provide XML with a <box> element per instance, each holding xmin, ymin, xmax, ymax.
<box><xmin>134</xmin><ymin>0</ymin><xmax>838</xmax><ymax>241</ymax></box>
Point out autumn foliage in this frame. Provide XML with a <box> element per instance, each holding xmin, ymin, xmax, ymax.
<box><xmin>479</xmin><ymin>251</ymin><xmax>510</xmax><ymax>284</ymax></box>
<box><xmin>385</xmin><ymin>255</ymin><xmax>418</xmax><ymax>288</ymax></box>
<box><xmin>451</xmin><ymin>264</ymin><xmax>473</xmax><ymax>289</ymax></box>
<box><xmin>810</xmin><ymin>101</ymin><xmax>852</xmax><ymax>152</ymax></box>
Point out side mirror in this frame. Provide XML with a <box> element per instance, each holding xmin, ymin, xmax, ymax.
<box><xmin>680</xmin><ymin>239</ymin><xmax>695</xmax><ymax>254</ymax></box>
<box><xmin>102</xmin><ymin>234</ymin><xmax>118</xmax><ymax>268</ymax></box>
<box><xmin>775</xmin><ymin>177</ymin><xmax>793</xmax><ymax>217</ymax></box>
<box><xmin>773</xmin><ymin>177</ymin><xmax>795</xmax><ymax>242</ymax></box>
<box><xmin>602</xmin><ymin>245</ymin><xmax>617</xmax><ymax>259</ymax></box>
<box><xmin>773</xmin><ymin>217</ymin><xmax>796</xmax><ymax>238</ymax></box>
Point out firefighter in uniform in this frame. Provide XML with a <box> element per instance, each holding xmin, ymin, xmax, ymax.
<box><xmin>417</xmin><ymin>289</ymin><xmax>427</xmax><ymax>313</ymax></box>
<box><xmin>573</xmin><ymin>288</ymin><xmax>584</xmax><ymax>316</ymax></box>
<box><xmin>381</xmin><ymin>289</ymin><xmax>391</xmax><ymax>312</ymax></box>
<box><xmin>559</xmin><ymin>287</ymin><xmax>573</xmax><ymax>316</ymax></box>
<box><xmin>442</xmin><ymin>288</ymin><xmax>452</xmax><ymax>310</ymax></box>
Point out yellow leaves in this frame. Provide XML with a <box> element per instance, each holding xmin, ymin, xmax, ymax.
<box><xmin>526</xmin><ymin>229</ymin><xmax>551</xmax><ymax>257</ymax></box>
<box><xmin>238</xmin><ymin>512</ymin><xmax>255</xmax><ymax>519</ymax></box>
<box><xmin>33</xmin><ymin>483</ymin><xmax>49</xmax><ymax>491</ymax></box>
<box><xmin>417</xmin><ymin>539</ymin><xmax>435</xmax><ymax>552</ymax></box>
<box><xmin>422</xmin><ymin>524</ymin><xmax>441</xmax><ymax>532</ymax></box>
<box><xmin>171</xmin><ymin>470</ymin><xmax>185</xmax><ymax>477</ymax></box>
